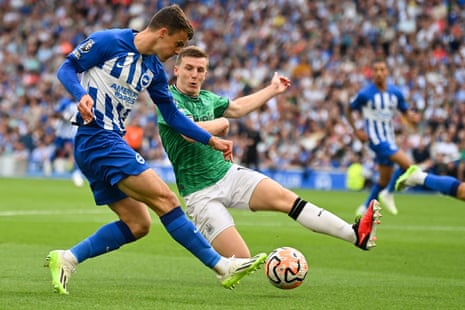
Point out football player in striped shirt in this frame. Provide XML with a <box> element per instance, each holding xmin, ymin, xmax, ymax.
<box><xmin>45</xmin><ymin>5</ymin><xmax>266</xmax><ymax>295</ymax></box>
<box><xmin>346</xmin><ymin>58</ymin><xmax>420</xmax><ymax>216</ymax></box>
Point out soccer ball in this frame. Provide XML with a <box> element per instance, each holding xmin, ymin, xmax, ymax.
<box><xmin>264</xmin><ymin>246</ymin><xmax>308</xmax><ymax>289</ymax></box>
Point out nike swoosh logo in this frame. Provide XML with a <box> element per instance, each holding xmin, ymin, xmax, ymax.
<box><xmin>116</xmin><ymin>62</ymin><xmax>125</xmax><ymax>68</ymax></box>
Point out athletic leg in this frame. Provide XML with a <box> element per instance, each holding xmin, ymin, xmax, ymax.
<box><xmin>118</xmin><ymin>169</ymin><xmax>222</xmax><ymax>268</ymax></box>
<box><xmin>250</xmin><ymin>178</ymin><xmax>361</xmax><ymax>244</ymax></box>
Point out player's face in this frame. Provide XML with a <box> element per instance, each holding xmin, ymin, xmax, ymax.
<box><xmin>372</xmin><ymin>62</ymin><xmax>388</xmax><ymax>86</ymax></box>
<box><xmin>156</xmin><ymin>30</ymin><xmax>188</xmax><ymax>62</ymax></box>
<box><xmin>174</xmin><ymin>56</ymin><xmax>208</xmax><ymax>96</ymax></box>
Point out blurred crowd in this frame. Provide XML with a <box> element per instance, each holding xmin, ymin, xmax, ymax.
<box><xmin>1</xmin><ymin>0</ymin><xmax>465</xmax><ymax>182</ymax></box>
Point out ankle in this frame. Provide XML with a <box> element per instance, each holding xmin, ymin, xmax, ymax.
<box><xmin>213</xmin><ymin>256</ymin><xmax>230</xmax><ymax>275</ymax></box>
<box><xmin>64</xmin><ymin>250</ymin><xmax>79</xmax><ymax>267</ymax></box>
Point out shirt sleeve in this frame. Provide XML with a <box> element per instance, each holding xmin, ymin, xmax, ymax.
<box><xmin>349</xmin><ymin>92</ymin><xmax>365</xmax><ymax>111</ymax></box>
<box><xmin>395</xmin><ymin>88</ymin><xmax>409</xmax><ymax>112</ymax></box>
<box><xmin>212</xmin><ymin>93</ymin><xmax>230</xmax><ymax>117</ymax></box>
<box><xmin>56</xmin><ymin>30</ymin><xmax>113</xmax><ymax>101</ymax></box>
<box><xmin>57</xmin><ymin>60</ymin><xmax>87</xmax><ymax>101</ymax></box>
<box><xmin>66</xmin><ymin>31</ymin><xmax>113</xmax><ymax>72</ymax></box>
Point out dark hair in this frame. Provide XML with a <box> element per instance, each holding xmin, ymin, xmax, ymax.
<box><xmin>372</xmin><ymin>56</ymin><xmax>387</xmax><ymax>66</ymax></box>
<box><xmin>148</xmin><ymin>4</ymin><xmax>194</xmax><ymax>40</ymax></box>
<box><xmin>175</xmin><ymin>46</ymin><xmax>208</xmax><ymax>65</ymax></box>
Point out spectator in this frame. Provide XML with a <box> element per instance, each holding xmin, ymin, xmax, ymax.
<box><xmin>0</xmin><ymin>0</ymin><xmax>464</xmax><ymax>180</ymax></box>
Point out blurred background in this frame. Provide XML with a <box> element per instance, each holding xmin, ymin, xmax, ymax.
<box><xmin>1</xmin><ymin>0</ymin><xmax>464</xmax><ymax>190</ymax></box>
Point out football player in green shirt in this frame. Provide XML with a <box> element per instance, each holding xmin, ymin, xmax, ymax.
<box><xmin>158</xmin><ymin>46</ymin><xmax>382</xmax><ymax>258</ymax></box>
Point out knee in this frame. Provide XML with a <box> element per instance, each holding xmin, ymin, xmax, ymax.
<box><xmin>165</xmin><ymin>191</ymin><xmax>180</xmax><ymax>207</ymax></box>
<box><xmin>161</xmin><ymin>190</ymin><xmax>180</xmax><ymax>207</ymax></box>
<box><xmin>127</xmin><ymin>218</ymin><xmax>151</xmax><ymax>239</ymax></box>
<box><xmin>148</xmin><ymin>190</ymin><xmax>180</xmax><ymax>215</ymax></box>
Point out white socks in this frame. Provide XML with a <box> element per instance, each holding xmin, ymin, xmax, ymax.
<box><xmin>213</xmin><ymin>256</ymin><xmax>232</xmax><ymax>275</ymax></box>
<box><xmin>414</xmin><ymin>170</ymin><xmax>427</xmax><ymax>185</ymax></box>
<box><xmin>64</xmin><ymin>250</ymin><xmax>79</xmax><ymax>267</ymax></box>
<box><xmin>294</xmin><ymin>201</ymin><xmax>356</xmax><ymax>243</ymax></box>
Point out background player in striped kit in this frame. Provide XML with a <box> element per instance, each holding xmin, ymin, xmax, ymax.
<box><xmin>346</xmin><ymin>58</ymin><xmax>420</xmax><ymax>216</ymax></box>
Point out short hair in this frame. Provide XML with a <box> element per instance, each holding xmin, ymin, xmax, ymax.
<box><xmin>148</xmin><ymin>4</ymin><xmax>194</xmax><ymax>40</ymax></box>
<box><xmin>175</xmin><ymin>46</ymin><xmax>208</xmax><ymax>66</ymax></box>
<box><xmin>372</xmin><ymin>56</ymin><xmax>387</xmax><ymax>66</ymax></box>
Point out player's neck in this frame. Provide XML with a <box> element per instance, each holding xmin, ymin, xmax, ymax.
<box><xmin>134</xmin><ymin>29</ymin><xmax>158</xmax><ymax>55</ymax></box>
<box><xmin>173</xmin><ymin>84</ymin><xmax>200</xmax><ymax>98</ymax></box>
<box><xmin>374</xmin><ymin>82</ymin><xmax>387</xmax><ymax>92</ymax></box>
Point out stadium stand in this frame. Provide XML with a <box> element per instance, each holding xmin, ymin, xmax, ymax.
<box><xmin>0</xmin><ymin>0</ymin><xmax>464</xmax><ymax>187</ymax></box>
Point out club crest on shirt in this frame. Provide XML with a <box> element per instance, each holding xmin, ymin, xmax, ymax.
<box><xmin>140</xmin><ymin>72</ymin><xmax>152</xmax><ymax>89</ymax></box>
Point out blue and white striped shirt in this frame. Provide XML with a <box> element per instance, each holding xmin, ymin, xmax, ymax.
<box><xmin>67</xmin><ymin>28</ymin><xmax>167</xmax><ymax>133</ymax></box>
<box><xmin>350</xmin><ymin>83</ymin><xmax>409</xmax><ymax>146</ymax></box>
<box><xmin>59</xmin><ymin>28</ymin><xmax>211</xmax><ymax>144</ymax></box>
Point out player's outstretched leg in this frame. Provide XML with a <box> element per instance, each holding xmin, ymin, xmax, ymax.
<box><xmin>44</xmin><ymin>250</ymin><xmax>77</xmax><ymax>295</ymax></box>
<box><xmin>353</xmin><ymin>199</ymin><xmax>382</xmax><ymax>250</ymax></box>
<box><xmin>395</xmin><ymin>165</ymin><xmax>422</xmax><ymax>191</ymax></box>
<box><xmin>217</xmin><ymin>253</ymin><xmax>267</xmax><ymax>289</ymax></box>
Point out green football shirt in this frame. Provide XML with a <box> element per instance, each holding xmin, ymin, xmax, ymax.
<box><xmin>157</xmin><ymin>85</ymin><xmax>232</xmax><ymax>196</ymax></box>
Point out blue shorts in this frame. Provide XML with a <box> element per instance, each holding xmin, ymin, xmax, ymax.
<box><xmin>74</xmin><ymin>125</ymin><xmax>149</xmax><ymax>205</ymax></box>
<box><xmin>369</xmin><ymin>141</ymin><xmax>399</xmax><ymax>166</ymax></box>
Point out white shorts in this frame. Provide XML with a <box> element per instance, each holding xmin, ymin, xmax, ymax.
<box><xmin>183</xmin><ymin>164</ymin><xmax>268</xmax><ymax>243</ymax></box>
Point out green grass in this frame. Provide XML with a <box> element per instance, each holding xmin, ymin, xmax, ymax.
<box><xmin>1</xmin><ymin>178</ymin><xmax>465</xmax><ymax>309</ymax></box>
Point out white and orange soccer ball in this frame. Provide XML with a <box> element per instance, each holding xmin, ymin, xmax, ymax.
<box><xmin>264</xmin><ymin>247</ymin><xmax>308</xmax><ymax>289</ymax></box>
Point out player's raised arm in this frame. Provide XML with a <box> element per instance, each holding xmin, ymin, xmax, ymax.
<box><xmin>224</xmin><ymin>72</ymin><xmax>291</xmax><ymax>118</ymax></box>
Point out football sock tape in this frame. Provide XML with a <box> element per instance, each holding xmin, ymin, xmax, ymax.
<box><xmin>288</xmin><ymin>197</ymin><xmax>306</xmax><ymax>220</ymax></box>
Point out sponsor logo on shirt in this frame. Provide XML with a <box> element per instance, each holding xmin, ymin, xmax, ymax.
<box><xmin>111</xmin><ymin>83</ymin><xmax>138</xmax><ymax>105</ymax></box>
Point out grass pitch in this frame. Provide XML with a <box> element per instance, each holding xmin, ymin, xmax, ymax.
<box><xmin>1</xmin><ymin>178</ymin><xmax>464</xmax><ymax>309</ymax></box>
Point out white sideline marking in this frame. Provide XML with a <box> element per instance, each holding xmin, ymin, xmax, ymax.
<box><xmin>0</xmin><ymin>209</ymin><xmax>107</xmax><ymax>217</ymax></box>
<box><xmin>380</xmin><ymin>224</ymin><xmax>465</xmax><ymax>232</ymax></box>
<box><xmin>234</xmin><ymin>220</ymin><xmax>465</xmax><ymax>232</ymax></box>
<box><xmin>1</xmin><ymin>210</ymin><xmax>464</xmax><ymax>233</ymax></box>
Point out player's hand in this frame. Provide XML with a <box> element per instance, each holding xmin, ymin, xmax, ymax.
<box><xmin>77</xmin><ymin>94</ymin><xmax>95</xmax><ymax>124</ymax></box>
<box><xmin>208</xmin><ymin>136</ymin><xmax>234</xmax><ymax>161</ymax></box>
<box><xmin>271</xmin><ymin>72</ymin><xmax>291</xmax><ymax>93</ymax></box>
